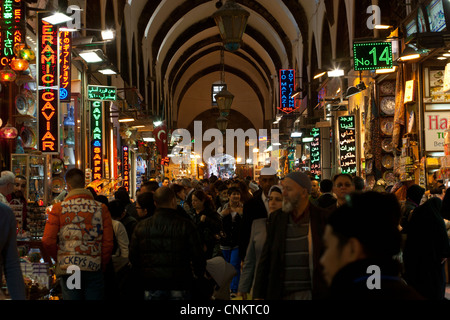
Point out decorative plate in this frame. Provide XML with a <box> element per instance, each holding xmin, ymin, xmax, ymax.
<box><xmin>15</xmin><ymin>94</ymin><xmax>28</xmax><ymax>115</ymax></box>
<box><xmin>51</xmin><ymin>177</ymin><xmax>65</xmax><ymax>193</ymax></box>
<box><xmin>21</xmin><ymin>126</ymin><xmax>36</xmax><ymax>148</ymax></box>
<box><xmin>383</xmin><ymin>171</ymin><xmax>396</xmax><ymax>185</ymax></box>
<box><xmin>382</xmin><ymin>155</ymin><xmax>394</xmax><ymax>169</ymax></box>
<box><xmin>380</xmin><ymin>96</ymin><xmax>395</xmax><ymax>115</ymax></box>
<box><xmin>25</xmin><ymin>92</ymin><xmax>36</xmax><ymax>116</ymax></box>
<box><xmin>380</xmin><ymin>117</ymin><xmax>394</xmax><ymax>136</ymax></box>
<box><xmin>52</xmin><ymin>158</ymin><xmax>64</xmax><ymax>174</ymax></box>
<box><xmin>379</xmin><ymin>81</ymin><xmax>395</xmax><ymax>95</ymax></box>
<box><xmin>381</xmin><ymin>138</ymin><xmax>394</xmax><ymax>153</ymax></box>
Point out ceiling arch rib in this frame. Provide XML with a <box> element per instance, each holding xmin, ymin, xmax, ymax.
<box><xmin>176</xmin><ymin>64</ymin><xmax>265</xmax><ymax>120</ymax></box>
<box><xmin>169</xmin><ymin>45</ymin><xmax>271</xmax><ymax>97</ymax></box>
<box><xmin>160</xmin><ymin>19</ymin><xmax>282</xmax><ymax>89</ymax></box>
<box><xmin>146</xmin><ymin>2</ymin><xmax>298</xmax><ymax>74</ymax></box>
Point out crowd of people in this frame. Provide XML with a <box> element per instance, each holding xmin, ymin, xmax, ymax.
<box><xmin>2</xmin><ymin>166</ymin><xmax>450</xmax><ymax>300</ymax></box>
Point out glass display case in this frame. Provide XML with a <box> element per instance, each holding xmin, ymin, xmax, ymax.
<box><xmin>11</xmin><ymin>153</ymin><xmax>53</xmax><ymax>205</ymax></box>
<box><xmin>60</xmin><ymin>94</ymin><xmax>82</xmax><ymax>170</ymax></box>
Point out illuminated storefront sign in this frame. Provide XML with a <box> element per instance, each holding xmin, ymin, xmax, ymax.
<box><xmin>353</xmin><ymin>41</ymin><xmax>393</xmax><ymax>71</ymax></box>
<box><xmin>338</xmin><ymin>115</ymin><xmax>357</xmax><ymax>175</ymax></box>
<box><xmin>279</xmin><ymin>69</ymin><xmax>297</xmax><ymax>114</ymax></box>
<box><xmin>0</xmin><ymin>0</ymin><xmax>26</xmax><ymax>66</ymax></box>
<box><xmin>59</xmin><ymin>30</ymin><xmax>71</xmax><ymax>102</ymax></box>
<box><xmin>122</xmin><ymin>146</ymin><xmax>129</xmax><ymax>191</ymax></box>
<box><xmin>87</xmin><ymin>85</ymin><xmax>117</xmax><ymax>101</ymax></box>
<box><xmin>91</xmin><ymin>100</ymin><xmax>103</xmax><ymax>181</ymax></box>
<box><xmin>310</xmin><ymin>128</ymin><xmax>321</xmax><ymax>180</ymax></box>
<box><xmin>37</xmin><ymin>16</ymin><xmax>59</xmax><ymax>153</ymax></box>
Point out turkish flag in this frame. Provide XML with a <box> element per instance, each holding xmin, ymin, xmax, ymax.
<box><xmin>153</xmin><ymin>122</ymin><xmax>168</xmax><ymax>159</ymax></box>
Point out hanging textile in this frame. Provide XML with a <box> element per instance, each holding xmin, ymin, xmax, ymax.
<box><xmin>370</xmin><ymin>86</ymin><xmax>383</xmax><ymax>180</ymax></box>
<box><xmin>393</xmin><ymin>64</ymin><xmax>406</xmax><ymax>150</ymax></box>
<box><xmin>364</xmin><ymin>84</ymin><xmax>374</xmax><ymax>159</ymax></box>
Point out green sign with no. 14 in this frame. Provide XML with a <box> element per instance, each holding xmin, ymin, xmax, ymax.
<box><xmin>353</xmin><ymin>41</ymin><xmax>393</xmax><ymax>71</ymax></box>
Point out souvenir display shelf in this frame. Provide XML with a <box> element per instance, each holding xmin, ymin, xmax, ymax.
<box><xmin>11</xmin><ymin>153</ymin><xmax>53</xmax><ymax>205</ymax></box>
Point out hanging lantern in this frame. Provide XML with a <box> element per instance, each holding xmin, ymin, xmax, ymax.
<box><xmin>19</xmin><ymin>48</ymin><xmax>35</xmax><ymax>61</ymax></box>
<box><xmin>0</xmin><ymin>66</ymin><xmax>17</xmax><ymax>82</ymax></box>
<box><xmin>13</xmin><ymin>43</ymin><xmax>26</xmax><ymax>57</ymax></box>
<box><xmin>212</xmin><ymin>0</ymin><xmax>250</xmax><ymax>52</ymax></box>
<box><xmin>10</xmin><ymin>57</ymin><xmax>29</xmax><ymax>72</ymax></box>
<box><xmin>0</xmin><ymin>122</ymin><xmax>18</xmax><ymax>139</ymax></box>
<box><xmin>215</xmin><ymin>87</ymin><xmax>234</xmax><ymax>116</ymax></box>
<box><xmin>216</xmin><ymin>115</ymin><xmax>228</xmax><ymax>132</ymax></box>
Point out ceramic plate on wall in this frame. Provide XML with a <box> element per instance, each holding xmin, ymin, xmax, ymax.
<box><xmin>15</xmin><ymin>94</ymin><xmax>28</xmax><ymax>115</ymax></box>
<box><xmin>379</xmin><ymin>81</ymin><xmax>395</xmax><ymax>95</ymax></box>
<box><xmin>381</xmin><ymin>138</ymin><xmax>394</xmax><ymax>153</ymax></box>
<box><xmin>380</xmin><ymin>96</ymin><xmax>395</xmax><ymax>115</ymax></box>
<box><xmin>382</xmin><ymin>155</ymin><xmax>394</xmax><ymax>169</ymax></box>
<box><xmin>380</xmin><ymin>117</ymin><xmax>394</xmax><ymax>136</ymax></box>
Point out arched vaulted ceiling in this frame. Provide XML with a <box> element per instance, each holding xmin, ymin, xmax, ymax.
<box><xmin>119</xmin><ymin>0</ymin><xmax>314</xmax><ymax>130</ymax></box>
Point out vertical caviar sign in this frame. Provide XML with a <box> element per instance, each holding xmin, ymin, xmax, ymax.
<box><xmin>37</xmin><ymin>15</ymin><xmax>59</xmax><ymax>153</ymax></box>
<box><xmin>91</xmin><ymin>100</ymin><xmax>103</xmax><ymax>181</ymax></box>
<box><xmin>59</xmin><ymin>30</ymin><xmax>71</xmax><ymax>102</ymax></box>
<box><xmin>0</xmin><ymin>0</ymin><xmax>26</xmax><ymax>66</ymax></box>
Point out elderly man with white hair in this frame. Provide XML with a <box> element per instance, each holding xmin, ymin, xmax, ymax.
<box><xmin>0</xmin><ymin>171</ymin><xmax>15</xmax><ymax>205</ymax></box>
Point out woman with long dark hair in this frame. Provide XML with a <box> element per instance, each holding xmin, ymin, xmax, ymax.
<box><xmin>191</xmin><ymin>190</ymin><xmax>222</xmax><ymax>259</ymax></box>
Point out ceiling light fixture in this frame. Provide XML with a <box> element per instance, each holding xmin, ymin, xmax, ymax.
<box><xmin>78</xmin><ymin>49</ymin><xmax>105</xmax><ymax>63</ymax></box>
<box><xmin>42</xmin><ymin>12</ymin><xmax>73</xmax><ymax>25</ymax></box>
<box><xmin>398</xmin><ymin>44</ymin><xmax>421</xmax><ymax>61</ymax></box>
<box><xmin>118</xmin><ymin>118</ymin><xmax>135</xmax><ymax>123</ymax></box>
<box><xmin>327</xmin><ymin>69</ymin><xmax>345</xmax><ymax>77</ymax></box>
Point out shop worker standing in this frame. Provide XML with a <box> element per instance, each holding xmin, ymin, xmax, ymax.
<box><xmin>253</xmin><ymin>172</ymin><xmax>329</xmax><ymax>300</ymax></box>
<box><xmin>42</xmin><ymin>168</ymin><xmax>114</xmax><ymax>300</ymax></box>
<box><xmin>239</xmin><ymin>166</ymin><xmax>278</xmax><ymax>261</ymax></box>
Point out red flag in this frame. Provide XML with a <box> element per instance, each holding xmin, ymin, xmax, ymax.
<box><xmin>153</xmin><ymin>122</ymin><xmax>168</xmax><ymax>159</ymax></box>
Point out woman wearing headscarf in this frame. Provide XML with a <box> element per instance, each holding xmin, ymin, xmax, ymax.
<box><xmin>238</xmin><ymin>185</ymin><xmax>283</xmax><ymax>300</ymax></box>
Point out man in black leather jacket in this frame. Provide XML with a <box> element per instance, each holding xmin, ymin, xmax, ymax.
<box><xmin>129</xmin><ymin>187</ymin><xmax>206</xmax><ymax>300</ymax></box>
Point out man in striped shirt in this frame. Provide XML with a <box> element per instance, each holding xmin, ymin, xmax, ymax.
<box><xmin>253</xmin><ymin>171</ymin><xmax>330</xmax><ymax>300</ymax></box>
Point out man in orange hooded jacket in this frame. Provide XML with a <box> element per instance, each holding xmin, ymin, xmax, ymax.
<box><xmin>42</xmin><ymin>168</ymin><xmax>114</xmax><ymax>300</ymax></box>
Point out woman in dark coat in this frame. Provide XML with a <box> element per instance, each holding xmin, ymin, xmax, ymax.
<box><xmin>191</xmin><ymin>190</ymin><xmax>223</xmax><ymax>259</ymax></box>
<box><xmin>403</xmin><ymin>197</ymin><xmax>450</xmax><ymax>300</ymax></box>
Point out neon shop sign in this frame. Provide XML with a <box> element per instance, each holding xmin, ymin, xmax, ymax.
<box><xmin>279</xmin><ymin>69</ymin><xmax>298</xmax><ymax>114</ymax></box>
<box><xmin>87</xmin><ymin>85</ymin><xmax>117</xmax><ymax>101</ymax></box>
<box><xmin>91</xmin><ymin>101</ymin><xmax>103</xmax><ymax>181</ymax></box>
<box><xmin>37</xmin><ymin>17</ymin><xmax>59</xmax><ymax>153</ymax></box>
<box><xmin>59</xmin><ymin>30</ymin><xmax>71</xmax><ymax>102</ymax></box>
<box><xmin>122</xmin><ymin>146</ymin><xmax>129</xmax><ymax>192</ymax></box>
<box><xmin>338</xmin><ymin>115</ymin><xmax>357</xmax><ymax>175</ymax></box>
<box><xmin>0</xmin><ymin>0</ymin><xmax>26</xmax><ymax>66</ymax></box>
<box><xmin>310</xmin><ymin>128</ymin><xmax>321</xmax><ymax>180</ymax></box>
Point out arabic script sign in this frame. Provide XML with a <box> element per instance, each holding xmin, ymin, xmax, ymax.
<box><xmin>87</xmin><ymin>85</ymin><xmax>117</xmax><ymax>101</ymax></box>
<box><xmin>338</xmin><ymin>115</ymin><xmax>357</xmax><ymax>175</ymax></box>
